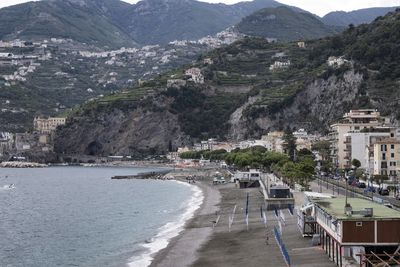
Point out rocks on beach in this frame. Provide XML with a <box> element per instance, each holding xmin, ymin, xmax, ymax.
<box><xmin>0</xmin><ymin>161</ymin><xmax>48</xmax><ymax>168</ymax></box>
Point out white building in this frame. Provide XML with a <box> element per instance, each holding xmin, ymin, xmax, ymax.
<box><xmin>327</xmin><ymin>56</ymin><xmax>349</xmax><ymax>68</ymax></box>
<box><xmin>330</xmin><ymin>109</ymin><xmax>390</xmax><ymax>169</ymax></box>
<box><xmin>269</xmin><ymin>60</ymin><xmax>291</xmax><ymax>71</ymax></box>
<box><xmin>185</xmin><ymin>68</ymin><xmax>204</xmax><ymax>84</ymax></box>
<box><xmin>343</xmin><ymin>130</ymin><xmax>394</xmax><ymax>174</ymax></box>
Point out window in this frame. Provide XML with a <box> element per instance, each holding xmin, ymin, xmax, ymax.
<box><xmin>392</xmin><ymin>153</ymin><xmax>395</xmax><ymax>158</ymax></box>
<box><xmin>381</xmin><ymin>161</ymin><xmax>387</xmax><ymax>169</ymax></box>
<box><xmin>381</xmin><ymin>145</ymin><xmax>387</xmax><ymax>152</ymax></box>
<box><xmin>390</xmin><ymin>162</ymin><xmax>397</xmax><ymax>166</ymax></box>
<box><xmin>391</xmin><ymin>133</ymin><xmax>395</xmax><ymax>138</ymax></box>
<box><xmin>382</xmin><ymin>153</ymin><xmax>386</xmax><ymax>160</ymax></box>
<box><xmin>356</xmin><ymin>222</ymin><xmax>362</xmax><ymax>227</ymax></box>
<box><xmin>391</xmin><ymin>144</ymin><xmax>395</xmax><ymax>149</ymax></box>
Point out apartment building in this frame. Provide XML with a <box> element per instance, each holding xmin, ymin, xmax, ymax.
<box><xmin>373</xmin><ymin>139</ymin><xmax>400</xmax><ymax>178</ymax></box>
<box><xmin>33</xmin><ymin>117</ymin><xmax>66</xmax><ymax>134</ymax></box>
<box><xmin>330</xmin><ymin>109</ymin><xmax>388</xmax><ymax>169</ymax></box>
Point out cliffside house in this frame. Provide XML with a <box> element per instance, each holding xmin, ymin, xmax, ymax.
<box><xmin>269</xmin><ymin>60</ymin><xmax>291</xmax><ymax>71</ymax></box>
<box><xmin>185</xmin><ymin>68</ymin><xmax>204</xmax><ymax>84</ymax></box>
<box><xmin>34</xmin><ymin>116</ymin><xmax>66</xmax><ymax>134</ymax></box>
<box><xmin>327</xmin><ymin>56</ymin><xmax>349</xmax><ymax>68</ymax></box>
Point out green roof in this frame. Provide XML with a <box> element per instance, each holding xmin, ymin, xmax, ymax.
<box><xmin>312</xmin><ymin>197</ymin><xmax>400</xmax><ymax>220</ymax></box>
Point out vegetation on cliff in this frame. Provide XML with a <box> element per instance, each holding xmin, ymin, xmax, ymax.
<box><xmin>236</xmin><ymin>6</ymin><xmax>339</xmax><ymax>41</ymax></box>
<box><xmin>56</xmin><ymin>9</ymin><xmax>400</xmax><ymax>156</ymax></box>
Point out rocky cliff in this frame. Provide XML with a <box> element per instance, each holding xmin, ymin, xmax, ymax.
<box><xmin>55</xmin><ymin>10</ymin><xmax>400</xmax><ymax>157</ymax></box>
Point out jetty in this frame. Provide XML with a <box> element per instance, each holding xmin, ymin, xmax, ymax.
<box><xmin>0</xmin><ymin>161</ymin><xmax>48</xmax><ymax>168</ymax></box>
<box><xmin>111</xmin><ymin>169</ymin><xmax>171</xmax><ymax>180</ymax></box>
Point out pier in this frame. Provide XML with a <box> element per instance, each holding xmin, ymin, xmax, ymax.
<box><xmin>111</xmin><ymin>170</ymin><xmax>171</xmax><ymax>180</ymax></box>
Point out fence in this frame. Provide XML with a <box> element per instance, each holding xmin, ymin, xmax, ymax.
<box><xmin>274</xmin><ymin>226</ymin><xmax>291</xmax><ymax>267</ymax></box>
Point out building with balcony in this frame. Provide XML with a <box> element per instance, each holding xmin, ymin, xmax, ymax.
<box><xmin>330</xmin><ymin>110</ymin><xmax>388</xmax><ymax>169</ymax></box>
<box><xmin>342</xmin><ymin>127</ymin><xmax>396</xmax><ymax>174</ymax></box>
<box><xmin>373</xmin><ymin>139</ymin><xmax>400</xmax><ymax>179</ymax></box>
<box><xmin>33</xmin><ymin>116</ymin><xmax>66</xmax><ymax>134</ymax></box>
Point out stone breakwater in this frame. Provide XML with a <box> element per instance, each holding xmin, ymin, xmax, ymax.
<box><xmin>0</xmin><ymin>161</ymin><xmax>48</xmax><ymax>168</ymax></box>
<box><xmin>111</xmin><ymin>170</ymin><xmax>172</xmax><ymax>180</ymax></box>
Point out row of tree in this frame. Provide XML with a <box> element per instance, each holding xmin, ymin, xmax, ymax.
<box><xmin>179</xmin><ymin>131</ymin><xmax>316</xmax><ymax>189</ymax></box>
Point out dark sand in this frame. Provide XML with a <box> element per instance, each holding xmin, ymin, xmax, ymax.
<box><xmin>149</xmin><ymin>181</ymin><xmax>221</xmax><ymax>267</ymax></box>
<box><xmin>151</xmin><ymin>180</ymin><xmax>336</xmax><ymax>267</ymax></box>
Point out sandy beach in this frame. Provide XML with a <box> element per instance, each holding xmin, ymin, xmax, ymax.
<box><xmin>150</xmin><ymin>174</ymin><xmax>336</xmax><ymax>267</ymax></box>
<box><xmin>149</xmin><ymin>179</ymin><xmax>221</xmax><ymax>267</ymax></box>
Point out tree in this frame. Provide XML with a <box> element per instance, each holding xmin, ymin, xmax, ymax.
<box><xmin>311</xmin><ymin>140</ymin><xmax>330</xmax><ymax>161</ymax></box>
<box><xmin>283</xmin><ymin>130</ymin><xmax>297</xmax><ymax>161</ymax></box>
<box><xmin>351</xmin><ymin>158</ymin><xmax>361</xmax><ymax>169</ymax></box>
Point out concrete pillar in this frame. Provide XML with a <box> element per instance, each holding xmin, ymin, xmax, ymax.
<box><xmin>336</xmin><ymin>242</ymin><xmax>339</xmax><ymax>266</ymax></box>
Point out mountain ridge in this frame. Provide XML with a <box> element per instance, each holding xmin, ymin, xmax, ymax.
<box><xmin>322</xmin><ymin>6</ymin><xmax>399</xmax><ymax>26</ymax></box>
<box><xmin>236</xmin><ymin>6</ymin><xmax>339</xmax><ymax>41</ymax></box>
<box><xmin>0</xmin><ymin>0</ymin><xmax>307</xmax><ymax>46</ymax></box>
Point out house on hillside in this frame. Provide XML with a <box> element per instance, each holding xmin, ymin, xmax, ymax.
<box><xmin>269</xmin><ymin>60</ymin><xmax>291</xmax><ymax>71</ymax></box>
<box><xmin>297</xmin><ymin>41</ymin><xmax>306</xmax><ymax>48</ymax></box>
<box><xmin>185</xmin><ymin>67</ymin><xmax>204</xmax><ymax>84</ymax></box>
<box><xmin>327</xmin><ymin>56</ymin><xmax>349</xmax><ymax>68</ymax></box>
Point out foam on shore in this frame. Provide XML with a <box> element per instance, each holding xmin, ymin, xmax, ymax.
<box><xmin>127</xmin><ymin>180</ymin><xmax>204</xmax><ymax>267</ymax></box>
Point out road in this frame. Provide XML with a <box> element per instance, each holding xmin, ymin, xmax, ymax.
<box><xmin>315</xmin><ymin>176</ymin><xmax>400</xmax><ymax>208</ymax></box>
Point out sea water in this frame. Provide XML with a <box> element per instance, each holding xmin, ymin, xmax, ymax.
<box><xmin>0</xmin><ymin>166</ymin><xmax>202</xmax><ymax>267</ymax></box>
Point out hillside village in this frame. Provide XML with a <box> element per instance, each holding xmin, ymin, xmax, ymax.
<box><xmin>0</xmin><ymin>29</ymin><xmax>243</xmax><ymax>131</ymax></box>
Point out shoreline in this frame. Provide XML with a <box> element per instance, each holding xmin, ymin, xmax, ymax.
<box><xmin>148</xmin><ymin>178</ymin><xmax>221</xmax><ymax>267</ymax></box>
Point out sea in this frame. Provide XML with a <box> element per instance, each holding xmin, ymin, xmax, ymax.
<box><xmin>0</xmin><ymin>166</ymin><xmax>203</xmax><ymax>267</ymax></box>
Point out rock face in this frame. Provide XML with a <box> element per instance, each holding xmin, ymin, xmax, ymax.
<box><xmin>55</xmin><ymin>106</ymin><xmax>190</xmax><ymax>157</ymax></box>
<box><xmin>227</xmin><ymin>69</ymin><xmax>364</xmax><ymax>138</ymax></box>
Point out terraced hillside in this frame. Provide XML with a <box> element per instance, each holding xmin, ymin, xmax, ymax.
<box><xmin>55</xmin><ymin>9</ymin><xmax>400</xmax><ymax>157</ymax></box>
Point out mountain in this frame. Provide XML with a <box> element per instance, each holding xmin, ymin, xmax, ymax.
<box><xmin>236</xmin><ymin>6</ymin><xmax>339</xmax><ymax>41</ymax></box>
<box><xmin>0</xmin><ymin>0</ymin><xmax>303</xmax><ymax>47</ymax></box>
<box><xmin>322</xmin><ymin>7</ymin><xmax>399</xmax><ymax>26</ymax></box>
<box><xmin>103</xmin><ymin>0</ymin><xmax>287</xmax><ymax>45</ymax></box>
<box><xmin>54</xmin><ymin>9</ymin><xmax>400</xmax><ymax>158</ymax></box>
<box><xmin>0</xmin><ymin>0</ymin><xmax>137</xmax><ymax>48</ymax></box>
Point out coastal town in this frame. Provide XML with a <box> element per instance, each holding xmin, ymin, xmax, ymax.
<box><xmin>1</xmin><ymin>1</ymin><xmax>400</xmax><ymax>267</ymax></box>
<box><xmin>3</xmin><ymin>109</ymin><xmax>400</xmax><ymax>266</ymax></box>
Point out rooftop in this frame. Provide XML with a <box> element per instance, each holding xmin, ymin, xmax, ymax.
<box><xmin>312</xmin><ymin>197</ymin><xmax>400</xmax><ymax>220</ymax></box>
<box><xmin>375</xmin><ymin>138</ymin><xmax>400</xmax><ymax>144</ymax></box>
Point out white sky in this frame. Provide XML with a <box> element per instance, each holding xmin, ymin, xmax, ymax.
<box><xmin>0</xmin><ymin>0</ymin><xmax>399</xmax><ymax>16</ymax></box>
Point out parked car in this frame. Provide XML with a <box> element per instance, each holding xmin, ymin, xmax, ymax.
<box><xmin>357</xmin><ymin>182</ymin><xmax>366</xmax><ymax>189</ymax></box>
<box><xmin>213</xmin><ymin>177</ymin><xmax>226</xmax><ymax>185</ymax></box>
<box><xmin>364</xmin><ymin>187</ymin><xmax>376</xmax><ymax>193</ymax></box>
<box><xmin>378</xmin><ymin>188</ymin><xmax>390</xmax><ymax>196</ymax></box>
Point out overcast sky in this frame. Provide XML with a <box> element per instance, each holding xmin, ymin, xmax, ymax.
<box><xmin>0</xmin><ymin>0</ymin><xmax>399</xmax><ymax>16</ymax></box>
